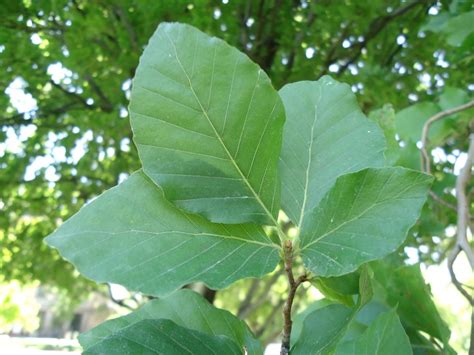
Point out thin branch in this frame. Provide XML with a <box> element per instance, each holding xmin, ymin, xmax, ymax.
<box><xmin>281</xmin><ymin>240</ymin><xmax>307</xmax><ymax>355</ymax></box>
<box><xmin>448</xmin><ymin>246</ymin><xmax>473</xmax><ymax>305</ymax></box>
<box><xmin>282</xmin><ymin>11</ymin><xmax>317</xmax><ymax>82</ymax></box>
<box><xmin>237</xmin><ymin>278</ymin><xmax>261</xmax><ymax>317</ymax></box>
<box><xmin>447</xmin><ymin>133</ymin><xmax>474</xmax><ymax>355</ymax></box>
<box><xmin>107</xmin><ymin>284</ymin><xmax>134</xmax><ymax>310</ymax></box>
<box><xmin>255</xmin><ymin>298</ymin><xmax>285</xmax><ymax>337</ymax></box>
<box><xmin>421</xmin><ymin>100</ymin><xmax>474</xmax><ymax>174</ymax></box>
<box><xmin>238</xmin><ymin>267</ymin><xmax>284</xmax><ymax>319</ymax></box>
<box><xmin>336</xmin><ymin>0</ymin><xmax>428</xmax><ymax>76</ymax></box>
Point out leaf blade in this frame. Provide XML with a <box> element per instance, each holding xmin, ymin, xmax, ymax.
<box><xmin>300</xmin><ymin>167</ymin><xmax>432</xmax><ymax>277</ymax></box>
<box><xmin>278</xmin><ymin>76</ymin><xmax>385</xmax><ymax>227</ymax></box>
<box><xmin>130</xmin><ymin>22</ymin><xmax>285</xmax><ymax>225</ymax></box>
<box><xmin>46</xmin><ymin>171</ymin><xmax>279</xmax><ymax>296</ymax></box>
<box><xmin>335</xmin><ymin>310</ymin><xmax>412</xmax><ymax>355</ymax></box>
<box><xmin>80</xmin><ymin>289</ymin><xmax>261</xmax><ymax>354</ymax></box>
<box><xmin>83</xmin><ymin>319</ymin><xmax>242</xmax><ymax>355</ymax></box>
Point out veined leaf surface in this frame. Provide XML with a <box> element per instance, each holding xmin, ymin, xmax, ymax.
<box><xmin>279</xmin><ymin>76</ymin><xmax>385</xmax><ymax>227</ymax></box>
<box><xmin>130</xmin><ymin>22</ymin><xmax>285</xmax><ymax>225</ymax></box>
<box><xmin>46</xmin><ymin>171</ymin><xmax>279</xmax><ymax>296</ymax></box>
<box><xmin>83</xmin><ymin>319</ymin><xmax>242</xmax><ymax>355</ymax></box>
<box><xmin>300</xmin><ymin>167</ymin><xmax>432</xmax><ymax>277</ymax></box>
<box><xmin>336</xmin><ymin>310</ymin><xmax>412</xmax><ymax>355</ymax></box>
<box><xmin>80</xmin><ymin>289</ymin><xmax>261</xmax><ymax>355</ymax></box>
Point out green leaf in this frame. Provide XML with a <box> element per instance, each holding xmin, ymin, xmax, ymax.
<box><xmin>312</xmin><ymin>266</ymin><xmax>373</xmax><ymax>308</ymax></box>
<box><xmin>278</xmin><ymin>76</ymin><xmax>385</xmax><ymax>227</ymax></box>
<box><xmin>291</xmin><ymin>299</ymin><xmax>335</xmax><ymax>346</ymax></box>
<box><xmin>368</xmin><ymin>104</ymin><xmax>400</xmax><ymax>165</ymax></box>
<box><xmin>83</xmin><ymin>319</ymin><xmax>242</xmax><ymax>355</ymax></box>
<box><xmin>439</xmin><ymin>11</ymin><xmax>474</xmax><ymax>46</ymax></box>
<box><xmin>371</xmin><ymin>262</ymin><xmax>451</xmax><ymax>348</ymax></box>
<box><xmin>438</xmin><ymin>87</ymin><xmax>469</xmax><ymax>111</ymax></box>
<box><xmin>299</xmin><ymin>167</ymin><xmax>432</xmax><ymax>277</ymax></box>
<box><xmin>130</xmin><ymin>22</ymin><xmax>285</xmax><ymax>225</ymax></box>
<box><xmin>291</xmin><ymin>304</ymin><xmax>353</xmax><ymax>355</ymax></box>
<box><xmin>336</xmin><ymin>310</ymin><xmax>412</xmax><ymax>355</ymax></box>
<box><xmin>312</xmin><ymin>278</ymin><xmax>356</xmax><ymax>307</ymax></box>
<box><xmin>80</xmin><ymin>289</ymin><xmax>261</xmax><ymax>355</ymax></box>
<box><xmin>395</xmin><ymin>102</ymin><xmax>450</xmax><ymax>144</ymax></box>
<box><xmin>45</xmin><ymin>171</ymin><xmax>279</xmax><ymax>296</ymax></box>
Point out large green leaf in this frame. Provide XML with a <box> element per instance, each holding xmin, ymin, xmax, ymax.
<box><xmin>336</xmin><ymin>310</ymin><xmax>412</xmax><ymax>355</ymax></box>
<box><xmin>299</xmin><ymin>167</ymin><xmax>432</xmax><ymax>277</ymax></box>
<box><xmin>291</xmin><ymin>304</ymin><xmax>353</xmax><ymax>355</ymax></box>
<box><xmin>371</xmin><ymin>261</ymin><xmax>451</xmax><ymax>348</ymax></box>
<box><xmin>80</xmin><ymin>289</ymin><xmax>261</xmax><ymax>355</ymax></box>
<box><xmin>278</xmin><ymin>76</ymin><xmax>385</xmax><ymax>227</ymax></box>
<box><xmin>130</xmin><ymin>22</ymin><xmax>285</xmax><ymax>225</ymax></box>
<box><xmin>292</xmin><ymin>269</ymin><xmax>373</xmax><ymax>349</ymax></box>
<box><xmin>83</xmin><ymin>319</ymin><xmax>242</xmax><ymax>355</ymax></box>
<box><xmin>45</xmin><ymin>171</ymin><xmax>279</xmax><ymax>296</ymax></box>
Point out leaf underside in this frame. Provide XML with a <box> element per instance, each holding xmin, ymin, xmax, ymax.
<box><xmin>279</xmin><ymin>77</ymin><xmax>385</xmax><ymax>228</ymax></box>
<box><xmin>336</xmin><ymin>310</ymin><xmax>412</xmax><ymax>355</ymax></box>
<box><xmin>300</xmin><ymin>167</ymin><xmax>432</xmax><ymax>277</ymax></box>
<box><xmin>130</xmin><ymin>22</ymin><xmax>285</xmax><ymax>225</ymax></box>
<box><xmin>83</xmin><ymin>319</ymin><xmax>242</xmax><ymax>355</ymax></box>
<box><xmin>79</xmin><ymin>289</ymin><xmax>261</xmax><ymax>355</ymax></box>
<box><xmin>46</xmin><ymin>171</ymin><xmax>279</xmax><ymax>297</ymax></box>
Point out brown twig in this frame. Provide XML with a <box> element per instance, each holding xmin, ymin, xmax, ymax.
<box><xmin>281</xmin><ymin>240</ymin><xmax>307</xmax><ymax>355</ymax></box>
<box><xmin>420</xmin><ymin>100</ymin><xmax>474</xmax><ymax>174</ymax></box>
<box><xmin>447</xmin><ymin>133</ymin><xmax>474</xmax><ymax>354</ymax></box>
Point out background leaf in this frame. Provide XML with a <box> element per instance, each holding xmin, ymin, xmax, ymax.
<box><xmin>335</xmin><ymin>310</ymin><xmax>412</xmax><ymax>355</ymax></box>
<box><xmin>46</xmin><ymin>171</ymin><xmax>279</xmax><ymax>297</ymax></box>
<box><xmin>80</xmin><ymin>289</ymin><xmax>261</xmax><ymax>355</ymax></box>
<box><xmin>300</xmin><ymin>167</ymin><xmax>432</xmax><ymax>277</ymax></box>
<box><xmin>291</xmin><ymin>304</ymin><xmax>353</xmax><ymax>355</ymax></box>
<box><xmin>130</xmin><ymin>22</ymin><xmax>285</xmax><ymax>225</ymax></box>
<box><xmin>278</xmin><ymin>76</ymin><xmax>385</xmax><ymax>227</ymax></box>
<box><xmin>83</xmin><ymin>319</ymin><xmax>242</xmax><ymax>355</ymax></box>
<box><xmin>370</xmin><ymin>261</ymin><xmax>451</xmax><ymax>348</ymax></box>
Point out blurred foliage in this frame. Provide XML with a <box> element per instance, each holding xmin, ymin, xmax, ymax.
<box><xmin>0</xmin><ymin>0</ymin><xmax>473</xmax><ymax>347</ymax></box>
<box><xmin>0</xmin><ymin>281</ymin><xmax>41</xmax><ymax>333</ymax></box>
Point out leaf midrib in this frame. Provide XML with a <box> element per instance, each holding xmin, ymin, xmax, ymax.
<box><xmin>164</xmin><ymin>30</ymin><xmax>280</xmax><ymax>230</ymax></box>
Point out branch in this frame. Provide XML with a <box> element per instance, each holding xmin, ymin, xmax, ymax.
<box><xmin>238</xmin><ymin>267</ymin><xmax>284</xmax><ymax>319</ymax></box>
<box><xmin>282</xmin><ymin>11</ymin><xmax>317</xmax><ymax>82</ymax></box>
<box><xmin>336</xmin><ymin>0</ymin><xmax>428</xmax><ymax>76</ymax></box>
<box><xmin>447</xmin><ymin>132</ymin><xmax>474</xmax><ymax>319</ymax></box>
<box><xmin>420</xmin><ymin>100</ymin><xmax>474</xmax><ymax>174</ymax></box>
<box><xmin>237</xmin><ymin>278</ymin><xmax>261</xmax><ymax>317</ymax></box>
<box><xmin>107</xmin><ymin>284</ymin><xmax>135</xmax><ymax>310</ymax></box>
<box><xmin>255</xmin><ymin>298</ymin><xmax>285</xmax><ymax>338</ymax></box>
<box><xmin>281</xmin><ymin>240</ymin><xmax>307</xmax><ymax>355</ymax></box>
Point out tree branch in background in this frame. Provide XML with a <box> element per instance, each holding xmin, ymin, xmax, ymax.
<box><xmin>449</xmin><ymin>133</ymin><xmax>474</xmax><ymax>353</ymax></box>
<box><xmin>421</xmin><ymin>100</ymin><xmax>474</xmax><ymax>174</ymax></box>
<box><xmin>238</xmin><ymin>267</ymin><xmax>284</xmax><ymax>319</ymax></box>
<box><xmin>420</xmin><ymin>100</ymin><xmax>474</xmax><ymax>212</ymax></box>
<box><xmin>336</xmin><ymin>0</ymin><xmax>429</xmax><ymax>76</ymax></box>
<box><xmin>255</xmin><ymin>298</ymin><xmax>285</xmax><ymax>338</ymax></box>
<box><xmin>282</xmin><ymin>11</ymin><xmax>316</xmax><ymax>82</ymax></box>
